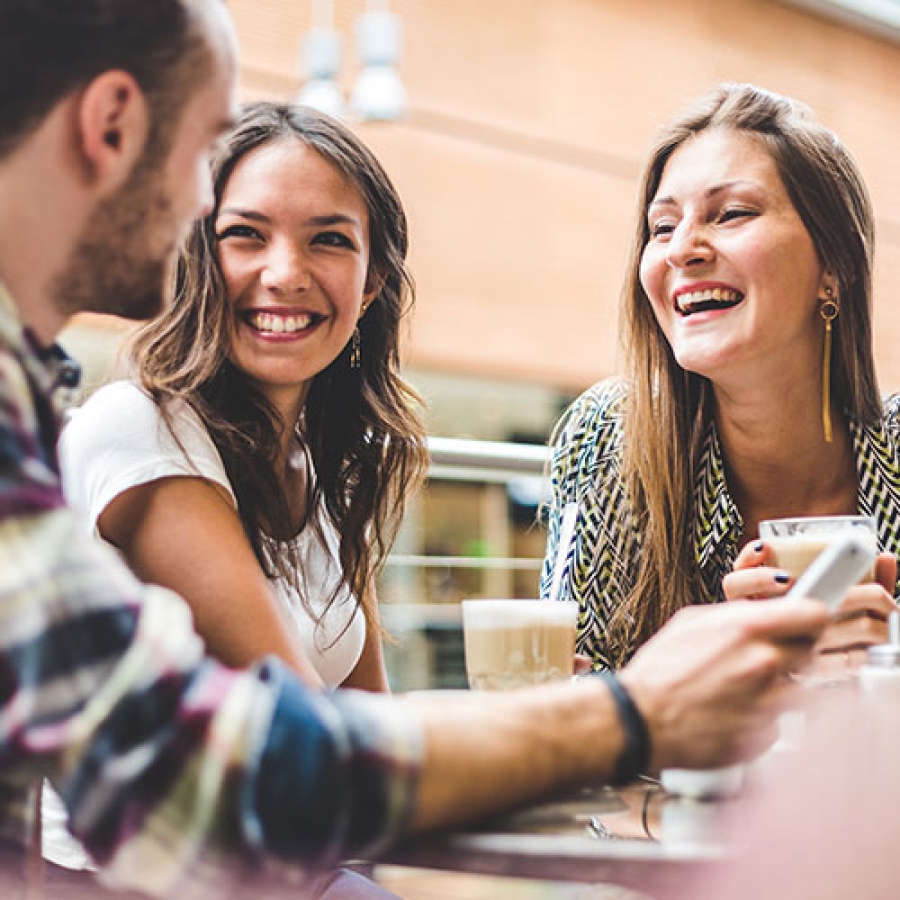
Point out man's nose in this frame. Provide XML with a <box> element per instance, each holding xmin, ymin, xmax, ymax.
<box><xmin>196</xmin><ymin>166</ymin><xmax>215</xmax><ymax>220</ymax></box>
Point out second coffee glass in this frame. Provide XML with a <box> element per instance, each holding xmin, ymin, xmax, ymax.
<box><xmin>461</xmin><ymin>599</ymin><xmax>578</xmax><ymax>691</ymax></box>
<box><xmin>758</xmin><ymin>515</ymin><xmax>878</xmax><ymax>584</ymax></box>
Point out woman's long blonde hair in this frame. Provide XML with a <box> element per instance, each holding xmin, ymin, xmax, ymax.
<box><xmin>612</xmin><ymin>83</ymin><xmax>879</xmax><ymax>665</ymax></box>
<box><xmin>129</xmin><ymin>102</ymin><xmax>428</xmax><ymax>631</ymax></box>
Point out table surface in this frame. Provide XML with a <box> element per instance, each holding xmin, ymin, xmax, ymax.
<box><xmin>381</xmin><ymin>780</ymin><xmax>742</xmax><ymax>893</ymax></box>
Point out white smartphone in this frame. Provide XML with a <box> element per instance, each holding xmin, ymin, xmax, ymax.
<box><xmin>784</xmin><ymin>532</ymin><xmax>877</xmax><ymax>612</ymax></box>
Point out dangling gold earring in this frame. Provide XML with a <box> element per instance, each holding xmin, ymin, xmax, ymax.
<box><xmin>350</xmin><ymin>327</ymin><xmax>361</xmax><ymax>369</ymax></box>
<box><xmin>820</xmin><ymin>286</ymin><xmax>839</xmax><ymax>443</ymax></box>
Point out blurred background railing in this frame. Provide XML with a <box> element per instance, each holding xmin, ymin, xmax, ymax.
<box><xmin>380</xmin><ymin>437</ymin><xmax>550</xmax><ymax>691</ymax></box>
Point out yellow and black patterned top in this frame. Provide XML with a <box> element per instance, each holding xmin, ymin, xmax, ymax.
<box><xmin>541</xmin><ymin>377</ymin><xmax>900</xmax><ymax>670</ymax></box>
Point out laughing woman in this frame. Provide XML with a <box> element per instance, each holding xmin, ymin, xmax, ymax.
<box><xmin>542</xmin><ymin>83</ymin><xmax>900</xmax><ymax>672</ymax></box>
<box><xmin>60</xmin><ymin>102</ymin><xmax>427</xmax><ymax>692</ymax></box>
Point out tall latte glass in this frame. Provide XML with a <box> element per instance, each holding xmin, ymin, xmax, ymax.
<box><xmin>759</xmin><ymin>515</ymin><xmax>878</xmax><ymax>584</ymax></box>
<box><xmin>461</xmin><ymin>599</ymin><xmax>578</xmax><ymax>691</ymax></box>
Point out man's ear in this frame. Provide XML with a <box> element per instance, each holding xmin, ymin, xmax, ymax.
<box><xmin>76</xmin><ymin>70</ymin><xmax>150</xmax><ymax>190</ymax></box>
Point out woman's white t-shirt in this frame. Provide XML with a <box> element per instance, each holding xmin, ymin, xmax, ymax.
<box><xmin>58</xmin><ymin>379</ymin><xmax>367</xmax><ymax>686</ymax></box>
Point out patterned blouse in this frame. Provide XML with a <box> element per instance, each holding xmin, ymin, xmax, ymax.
<box><xmin>541</xmin><ymin>377</ymin><xmax>900</xmax><ymax>670</ymax></box>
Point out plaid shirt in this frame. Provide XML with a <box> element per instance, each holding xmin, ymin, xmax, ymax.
<box><xmin>543</xmin><ymin>377</ymin><xmax>900</xmax><ymax>669</ymax></box>
<box><xmin>0</xmin><ymin>286</ymin><xmax>421</xmax><ymax>896</ymax></box>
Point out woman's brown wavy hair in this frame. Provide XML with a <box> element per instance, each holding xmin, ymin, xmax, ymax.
<box><xmin>613</xmin><ymin>83</ymin><xmax>879</xmax><ymax>666</ymax></box>
<box><xmin>128</xmin><ymin>101</ymin><xmax>428</xmax><ymax>632</ymax></box>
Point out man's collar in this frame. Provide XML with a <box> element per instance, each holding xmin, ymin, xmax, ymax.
<box><xmin>0</xmin><ymin>282</ymin><xmax>81</xmax><ymax>397</ymax></box>
<box><xmin>0</xmin><ymin>282</ymin><xmax>25</xmax><ymax>351</ymax></box>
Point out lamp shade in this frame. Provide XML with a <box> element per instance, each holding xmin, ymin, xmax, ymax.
<box><xmin>351</xmin><ymin>65</ymin><xmax>407</xmax><ymax>121</ymax></box>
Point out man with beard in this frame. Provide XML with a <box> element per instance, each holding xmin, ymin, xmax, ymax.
<box><xmin>0</xmin><ymin>2</ymin><xmax>832</xmax><ymax>898</ymax></box>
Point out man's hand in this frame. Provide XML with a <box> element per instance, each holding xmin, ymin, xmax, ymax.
<box><xmin>619</xmin><ymin>598</ymin><xmax>830</xmax><ymax>771</ymax></box>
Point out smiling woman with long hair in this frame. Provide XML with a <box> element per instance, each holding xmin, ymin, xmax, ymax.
<box><xmin>542</xmin><ymin>83</ymin><xmax>900</xmax><ymax>672</ymax></box>
<box><xmin>61</xmin><ymin>102</ymin><xmax>428</xmax><ymax>690</ymax></box>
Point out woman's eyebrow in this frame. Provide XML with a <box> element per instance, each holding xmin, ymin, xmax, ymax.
<box><xmin>307</xmin><ymin>213</ymin><xmax>361</xmax><ymax>228</ymax></box>
<box><xmin>649</xmin><ymin>179</ymin><xmax>761</xmax><ymax>211</ymax></box>
<box><xmin>217</xmin><ymin>208</ymin><xmax>270</xmax><ymax>222</ymax></box>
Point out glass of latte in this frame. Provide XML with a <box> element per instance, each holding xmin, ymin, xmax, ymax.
<box><xmin>758</xmin><ymin>515</ymin><xmax>878</xmax><ymax>584</ymax></box>
<box><xmin>461</xmin><ymin>599</ymin><xmax>578</xmax><ymax>691</ymax></box>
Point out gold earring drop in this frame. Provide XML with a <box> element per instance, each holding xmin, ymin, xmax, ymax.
<box><xmin>350</xmin><ymin>327</ymin><xmax>361</xmax><ymax>369</ymax></box>
<box><xmin>820</xmin><ymin>287</ymin><xmax>839</xmax><ymax>444</ymax></box>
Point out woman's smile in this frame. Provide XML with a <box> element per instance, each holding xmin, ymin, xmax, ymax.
<box><xmin>240</xmin><ymin>307</ymin><xmax>324</xmax><ymax>339</ymax></box>
<box><xmin>673</xmin><ymin>284</ymin><xmax>744</xmax><ymax>317</ymax></box>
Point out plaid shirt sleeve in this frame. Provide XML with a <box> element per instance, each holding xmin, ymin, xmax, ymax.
<box><xmin>0</xmin><ymin>296</ymin><xmax>422</xmax><ymax>896</ymax></box>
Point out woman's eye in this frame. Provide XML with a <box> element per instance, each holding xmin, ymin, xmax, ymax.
<box><xmin>648</xmin><ymin>221</ymin><xmax>675</xmax><ymax>239</ymax></box>
<box><xmin>314</xmin><ymin>231</ymin><xmax>354</xmax><ymax>249</ymax></box>
<box><xmin>215</xmin><ymin>224</ymin><xmax>262</xmax><ymax>242</ymax></box>
<box><xmin>718</xmin><ymin>208</ymin><xmax>756</xmax><ymax>224</ymax></box>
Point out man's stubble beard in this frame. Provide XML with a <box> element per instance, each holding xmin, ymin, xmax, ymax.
<box><xmin>54</xmin><ymin>148</ymin><xmax>179</xmax><ymax>323</ymax></box>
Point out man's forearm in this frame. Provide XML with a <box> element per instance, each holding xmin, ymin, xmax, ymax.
<box><xmin>0</xmin><ymin>506</ymin><xmax>423</xmax><ymax>890</ymax></box>
<box><xmin>404</xmin><ymin>677</ymin><xmax>624</xmax><ymax>831</ymax></box>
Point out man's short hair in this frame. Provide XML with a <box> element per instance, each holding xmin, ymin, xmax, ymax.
<box><xmin>0</xmin><ymin>0</ymin><xmax>215</xmax><ymax>160</ymax></box>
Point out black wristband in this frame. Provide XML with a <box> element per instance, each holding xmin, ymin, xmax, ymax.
<box><xmin>598</xmin><ymin>671</ymin><xmax>652</xmax><ymax>785</ymax></box>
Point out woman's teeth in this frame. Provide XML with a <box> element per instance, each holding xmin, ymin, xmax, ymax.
<box><xmin>676</xmin><ymin>288</ymin><xmax>743</xmax><ymax>315</ymax></box>
<box><xmin>247</xmin><ymin>311</ymin><xmax>313</xmax><ymax>334</ymax></box>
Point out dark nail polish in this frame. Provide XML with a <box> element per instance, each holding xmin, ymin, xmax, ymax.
<box><xmin>753</xmin><ymin>541</ymin><xmax>764</xmax><ymax>553</ymax></box>
<box><xmin>774</xmin><ymin>572</ymin><xmax>791</xmax><ymax>585</ymax></box>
